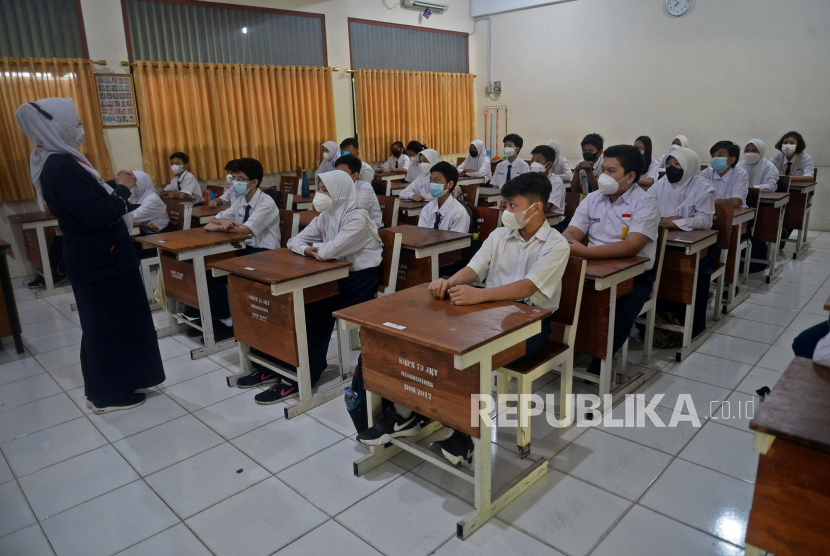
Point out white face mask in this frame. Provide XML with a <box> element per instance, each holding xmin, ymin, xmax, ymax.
<box><xmin>226</xmin><ymin>173</ymin><xmax>233</xmax><ymax>184</ymax></box>
<box><xmin>322</xmin><ymin>151</ymin><xmax>333</xmax><ymax>160</ymax></box>
<box><xmin>781</xmin><ymin>143</ymin><xmax>796</xmax><ymax>156</ymax></box>
<box><xmin>171</xmin><ymin>164</ymin><xmax>184</xmax><ymax>175</ymax></box>
<box><xmin>597</xmin><ymin>173</ymin><xmax>625</xmax><ymax>195</ymax></box>
<box><xmin>501</xmin><ymin>203</ymin><xmax>537</xmax><ymax>230</ymax></box>
<box><xmin>744</xmin><ymin>152</ymin><xmax>761</xmax><ymax>165</ymax></box>
<box><xmin>312</xmin><ymin>192</ymin><xmax>334</xmax><ymax>212</ymax></box>
<box><xmin>419</xmin><ymin>162</ymin><xmax>432</xmax><ymax>175</ymax></box>
<box><xmin>529</xmin><ymin>162</ymin><xmax>548</xmax><ymax>174</ymax></box>
<box><xmin>503</xmin><ymin>146</ymin><xmax>516</xmax><ymax>158</ymax></box>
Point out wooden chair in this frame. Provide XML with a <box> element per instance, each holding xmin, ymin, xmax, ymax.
<box><xmin>776</xmin><ymin>175</ymin><xmax>791</xmax><ymax>193</ymax></box>
<box><xmin>473</xmin><ymin>206</ymin><xmax>500</xmax><ymax>244</ymax></box>
<box><xmin>279</xmin><ymin>209</ymin><xmax>300</xmax><ymax>248</ymax></box>
<box><xmin>163</xmin><ymin>199</ymin><xmax>189</xmax><ymax>231</ymax></box>
<box><xmin>377</xmin><ymin>229</ymin><xmax>403</xmax><ymax>296</ymax></box>
<box><xmin>458</xmin><ymin>184</ymin><xmax>479</xmax><ymax>206</ymax></box>
<box><xmin>142</xmin><ymin>198</ymin><xmax>191</xmax><ymax>303</ymax></box>
<box><xmin>281</xmin><ymin>190</ymin><xmax>294</xmax><ymax>211</ymax></box>
<box><xmin>561</xmin><ymin>192</ymin><xmax>581</xmax><ymax>229</ymax></box>
<box><xmin>710</xmin><ymin>202</ymin><xmax>733</xmax><ymax>321</ymax></box>
<box><xmin>632</xmin><ymin>228</ymin><xmax>669</xmax><ymax>366</ymax></box>
<box><xmin>280</xmin><ymin>175</ymin><xmax>299</xmax><ymax>195</ymax></box>
<box><xmin>456</xmin><ymin>156</ymin><xmax>466</xmax><ymax>166</ymax></box>
<box><xmin>496</xmin><ymin>257</ymin><xmax>588</xmax><ymax>458</ymax></box>
<box><xmin>377</xmin><ymin>195</ymin><xmax>400</xmax><ymax>229</ymax></box>
<box><xmin>700</xmin><ymin>163</ymin><xmax>709</xmax><ymax>172</ymax></box>
<box><xmin>741</xmin><ymin>187</ymin><xmax>762</xmax><ymax>284</ymax></box>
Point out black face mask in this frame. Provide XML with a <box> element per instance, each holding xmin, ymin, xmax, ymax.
<box><xmin>583</xmin><ymin>152</ymin><xmax>598</xmax><ymax>162</ymax></box>
<box><xmin>392</xmin><ymin>149</ymin><xmax>401</xmax><ymax>157</ymax></box>
<box><xmin>666</xmin><ymin>165</ymin><xmax>684</xmax><ymax>184</ymax></box>
<box><xmin>469</xmin><ymin>149</ymin><xmax>478</xmax><ymax>157</ymax></box>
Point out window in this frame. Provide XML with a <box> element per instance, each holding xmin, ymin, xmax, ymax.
<box><xmin>0</xmin><ymin>0</ymin><xmax>87</xmax><ymax>58</ymax></box>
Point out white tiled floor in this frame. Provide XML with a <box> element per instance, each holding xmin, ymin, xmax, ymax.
<box><xmin>1</xmin><ymin>233</ymin><xmax>827</xmax><ymax>554</ymax></box>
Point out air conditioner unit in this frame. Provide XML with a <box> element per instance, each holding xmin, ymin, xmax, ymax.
<box><xmin>402</xmin><ymin>0</ymin><xmax>449</xmax><ymax>13</ymax></box>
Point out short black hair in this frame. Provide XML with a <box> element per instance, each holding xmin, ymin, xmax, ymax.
<box><xmin>430</xmin><ymin>161</ymin><xmax>458</xmax><ymax>190</ymax></box>
<box><xmin>503</xmin><ymin>133</ymin><xmax>523</xmax><ymax>150</ymax></box>
<box><xmin>581</xmin><ymin>133</ymin><xmax>604</xmax><ymax>151</ymax></box>
<box><xmin>635</xmin><ymin>136</ymin><xmax>653</xmax><ymax>175</ymax></box>
<box><xmin>603</xmin><ymin>145</ymin><xmax>643</xmax><ymax>183</ymax></box>
<box><xmin>710</xmin><ymin>141</ymin><xmax>740</xmax><ymax>167</ymax></box>
<box><xmin>170</xmin><ymin>152</ymin><xmax>189</xmax><ymax>164</ymax></box>
<box><xmin>391</xmin><ymin>141</ymin><xmax>404</xmax><ymax>149</ymax></box>
<box><xmin>340</xmin><ymin>137</ymin><xmax>359</xmax><ymax>151</ymax></box>
<box><xmin>501</xmin><ymin>172</ymin><xmax>551</xmax><ymax>205</ymax></box>
<box><xmin>530</xmin><ymin>145</ymin><xmax>556</xmax><ymax>163</ymax></box>
<box><xmin>775</xmin><ymin>131</ymin><xmax>806</xmax><ymax>154</ymax></box>
<box><xmin>334</xmin><ymin>154</ymin><xmax>362</xmax><ymax>177</ymax></box>
<box><xmin>224</xmin><ymin>159</ymin><xmax>238</xmax><ymax>172</ymax></box>
<box><xmin>406</xmin><ymin>140</ymin><xmax>426</xmax><ymax>154</ymax></box>
<box><xmin>233</xmin><ymin>157</ymin><xmax>264</xmax><ymax>185</ymax></box>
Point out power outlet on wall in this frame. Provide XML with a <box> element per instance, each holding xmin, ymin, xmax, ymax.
<box><xmin>485</xmin><ymin>81</ymin><xmax>501</xmax><ymax>94</ymax></box>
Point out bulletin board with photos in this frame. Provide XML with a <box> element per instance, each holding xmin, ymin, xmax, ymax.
<box><xmin>95</xmin><ymin>73</ymin><xmax>138</xmax><ymax>128</ymax></box>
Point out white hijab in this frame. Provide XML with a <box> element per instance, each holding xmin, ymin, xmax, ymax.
<box><xmin>131</xmin><ymin>171</ymin><xmax>155</xmax><ymax>204</ymax></box>
<box><xmin>742</xmin><ymin>139</ymin><xmax>773</xmax><ymax>186</ymax></box>
<box><xmin>673</xmin><ymin>135</ymin><xmax>690</xmax><ymax>149</ymax></box>
<box><xmin>419</xmin><ymin>148</ymin><xmax>442</xmax><ymax>168</ymax></box>
<box><xmin>316</xmin><ymin>170</ymin><xmax>382</xmax><ymax>246</ymax></box>
<box><xmin>460</xmin><ymin>140</ymin><xmax>486</xmax><ymax>168</ymax></box>
<box><xmin>316</xmin><ymin>140</ymin><xmax>341</xmax><ymax>175</ymax></box>
<box><xmin>15</xmin><ymin>98</ymin><xmax>101</xmax><ymax>210</ymax></box>
<box><xmin>666</xmin><ymin>147</ymin><xmax>700</xmax><ymax>189</ymax></box>
<box><xmin>547</xmin><ymin>140</ymin><xmax>563</xmax><ymax>164</ymax></box>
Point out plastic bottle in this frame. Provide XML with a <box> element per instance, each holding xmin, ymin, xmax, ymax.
<box><xmin>344</xmin><ymin>386</ymin><xmax>361</xmax><ymax>411</ymax></box>
<box><xmin>301</xmin><ymin>170</ymin><xmax>310</xmax><ymax>198</ymax></box>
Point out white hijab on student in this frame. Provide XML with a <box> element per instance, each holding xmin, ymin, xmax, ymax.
<box><xmin>316</xmin><ymin>141</ymin><xmax>341</xmax><ymax>175</ymax></box>
<box><xmin>316</xmin><ymin>170</ymin><xmax>382</xmax><ymax>245</ymax></box>
<box><xmin>668</xmin><ymin>147</ymin><xmax>699</xmax><ymax>189</ymax></box>
<box><xmin>741</xmin><ymin>139</ymin><xmax>775</xmax><ymax>186</ymax></box>
<box><xmin>15</xmin><ymin>98</ymin><xmax>101</xmax><ymax>210</ymax></box>
<box><xmin>460</xmin><ymin>140</ymin><xmax>486</xmax><ymax>168</ymax></box>
<box><xmin>547</xmin><ymin>140</ymin><xmax>563</xmax><ymax>164</ymax></box>
<box><xmin>418</xmin><ymin>149</ymin><xmax>442</xmax><ymax>172</ymax></box>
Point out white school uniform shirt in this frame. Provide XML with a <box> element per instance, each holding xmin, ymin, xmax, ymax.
<box><xmin>643</xmin><ymin>159</ymin><xmax>660</xmax><ymax>183</ymax></box>
<box><xmin>546</xmin><ymin>141</ymin><xmax>573</xmax><ymax>182</ymax></box>
<box><xmin>418</xmin><ymin>195</ymin><xmax>470</xmax><ymax>233</ymax></box>
<box><xmin>404</xmin><ymin>158</ymin><xmax>421</xmax><ymax>183</ymax></box>
<box><xmin>649</xmin><ymin>175</ymin><xmax>716</xmax><ymax>231</ymax></box>
<box><xmin>129</xmin><ymin>171</ymin><xmax>169</xmax><ymax>234</ymax></box>
<box><xmin>356</xmin><ymin>179</ymin><xmax>384</xmax><ymax>229</ymax></box>
<box><xmin>490</xmin><ymin>157</ymin><xmax>530</xmax><ymax>188</ymax></box>
<box><xmin>457</xmin><ymin>140</ymin><xmax>492</xmax><ymax>181</ymax></box>
<box><xmin>288</xmin><ymin>170</ymin><xmax>382</xmax><ymax>271</ymax></box>
<box><xmin>216</xmin><ymin>189</ymin><xmax>281</xmax><ymax>250</ymax></box>
<box><xmin>699</xmin><ymin>166</ymin><xmax>749</xmax><ymax>208</ymax></box>
<box><xmin>547</xmin><ymin>172</ymin><xmax>566</xmax><ymax>213</ymax></box>
<box><xmin>738</xmin><ymin>139</ymin><xmax>778</xmax><ymax>193</ymax></box>
<box><xmin>770</xmin><ymin>152</ymin><xmax>814</xmax><ymax>178</ymax></box>
<box><xmin>164</xmin><ymin>170</ymin><xmax>202</xmax><ymax>204</ymax></box>
<box><xmin>466</xmin><ymin>220</ymin><xmax>570</xmax><ymax>312</ymax></box>
<box><xmin>575</xmin><ymin>155</ymin><xmax>603</xmax><ymax>194</ymax></box>
<box><xmin>359</xmin><ymin>161</ymin><xmax>375</xmax><ymax>184</ymax></box>
<box><xmin>382</xmin><ymin>153</ymin><xmax>410</xmax><ymax>170</ymax></box>
<box><xmin>813</xmin><ymin>329</ymin><xmax>830</xmax><ymax>367</ymax></box>
<box><xmin>570</xmin><ymin>185</ymin><xmax>661</xmax><ymax>270</ymax></box>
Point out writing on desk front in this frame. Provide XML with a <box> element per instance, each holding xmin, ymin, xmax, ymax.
<box><xmin>400</xmin><ymin>357</ymin><xmax>437</xmax><ymax>400</ymax></box>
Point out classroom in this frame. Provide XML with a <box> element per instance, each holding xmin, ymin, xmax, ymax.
<box><xmin>0</xmin><ymin>0</ymin><xmax>828</xmax><ymax>554</ymax></box>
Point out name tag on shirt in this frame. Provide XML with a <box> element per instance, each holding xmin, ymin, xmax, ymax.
<box><xmin>622</xmin><ymin>214</ymin><xmax>631</xmax><ymax>240</ymax></box>
<box><xmin>589</xmin><ymin>217</ymin><xmax>600</xmax><ymax>223</ymax></box>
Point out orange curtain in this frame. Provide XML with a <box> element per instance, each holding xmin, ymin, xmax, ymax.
<box><xmin>0</xmin><ymin>57</ymin><xmax>113</xmax><ymax>203</ymax></box>
<box><xmin>133</xmin><ymin>61</ymin><xmax>336</xmax><ymax>185</ymax></box>
<box><xmin>354</xmin><ymin>69</ymin><xmax>475</xmax><ymax>163</ymax></box>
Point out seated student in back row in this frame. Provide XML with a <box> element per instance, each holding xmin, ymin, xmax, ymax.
<box><xmin>404</xmin><ymin>141</ymin><xmax>427</xmax><ymax>183</ymax></box>
<box><xmin>738</xmin><ymin>140</ymin><xmax>778</xmax><ymax>193</ymax></box>
<box><xmin>658</xmin><ymin>135</ymin><xmax>689</xmax><ymax>169</ymax></box>
<box><xmin>159</xmin><ymin>151</ymin><xmax>203</xmax><ymax>205</ymax></box>
<box><xmin>357</xmin><ymin>172</ymin><xmax>569</xmax><ymax>466</ymax></box>
<box><xmin>771</xmin><ymin>131</ymin><xmax>814</xmax><ymax>182</ymax></box>
<box><xmin>635</xmin><ymin>136</ymin><xmax>660</xmax><ymax>188</ymax></box>
<box><xmin>376</xmin><ymin>141</ymin><xmax>410</xmax><ymax>174</ymax></box>
<box><xmin>529</xmin><ymin>144</ymin><xmax>566</xmax><ymax>231</ymax></box>
<box><xmin>490</xmin><ymin>134</ymin><xmax>529</xmax><ymax>188</ymax></box>
<box><xmin>335</xmin><ymin>155</ymin><xmax>384</xmax><ymax>229</ymax></box>
<box><xmin>399</xmin><ymin>149</ymin><xmax>442</xmax><ymax>201</ymax></box>
<box><xmin>571</xmin><ymin>133</ymin><xmax>604</xmax><ymax>195</ymax></box>
<box><xmin>700</xmin><ymin>141</ymin><xmax>748</xmax><ymax>208</ymax></box>
<box><xmin>129</xmin><ymin>171</ymin><xmax>169</xmax><ymax>236</ymax></box>
<box><xmin>456</xmin><ymin>140</ymin><xmax>493</xmax><ymax>182</ymax></box>
<box><xmin>563</xmin><ymin>145</ymin><xmax>661</xmax><ymax>375</ymax></box>
<box><xmin>547</xmin><ymin>140</ymin><xmax>573</xmax><ymax>183</ymax></box>
<box><xmin>208</xmin><ymin>159</ymin><xmax>241</xmax><ymax>208</ymax></box>
<box><xmin>340</xmin><ymin>137</ymin><xmax>375</xmax><ymax>183</ymax></box>
<box><xmin>418</xmin><ymin>161</ymin><xmax>470</xmax><ymax>232</ymax></box>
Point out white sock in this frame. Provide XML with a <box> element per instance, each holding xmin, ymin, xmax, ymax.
<box><xmin>394</xmin><ymin>404</ymin><xmax>412</xmax><ymax>419</ymax></box>
<box><xmin>220</xmin><ymin>317</ymin><xmax>233</xmax><ymax>327</ymax></box>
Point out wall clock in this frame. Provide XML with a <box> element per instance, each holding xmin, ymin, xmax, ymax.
<box><xmin>666</xmin><ymin>0</ymin><xmax>691</xmax><ymax>16</ymax></box>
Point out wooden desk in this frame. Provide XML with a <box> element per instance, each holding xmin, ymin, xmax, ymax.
<box><xmin>137</xmin><ymin>227</ymin><xmax>249</xmax><ymax>359</ymax></box>
<box><xmin>293</xmin><ymin>193</ymin><xmax>315</xmax><ymax>211</ymax></box>
<box><xmin>0</xmin><ymin>240</ymin><xmax>23</xmax><ymax>353</ymax></box>
<box><xmin>782</xmin><ymin>181</ymin><xmax>816</xmax><ymax>260</ymax></box>
<box><xmin>723</xmin><ymin>207</ymin><xmax>756</xmax><ymax>312</ymax></box>
<box><xmin>211</xmin><ymin>249</ymin><xmax>353</xmax><ymax>418</ymax></box>
<box><xmin>375</xmin><ymin>173</ymin><xmax>406</xmax><ymax>196</ymax></box>
<box><xmin>8</xmin><ymin>212</ymin><xmax>70</xmax><ymax>299</ymax></box>
<box><xmin>574</xmin><ymin>257</ymin><xmax>649</xmax><ymax>412</ymax></box>
<box><xmin>298</xmin><ymin>210</ymin><xmax>319</xmax><ymax>229</ymax></box>
<box><xmin>334</xmin><ymin>284</ymin><xmax>551</xmax><ymax>539</ymax></box>
<box><xmin>191</xmin><ymin>205</ymin><xmax>224</xmax><ymax>226</ymax></box>
<box><xmin>398</xmin><ymin>200</ymin><xmax>429</xmax><ymax>226</ymax></box>
<box><xmin>656</xmin><ymin>230</ymin><xmax>719</xmax><ymax>361</ymax></box>
<box><xmin>752</xmin><ymin>193</ymin><xmax>790</xmax><ymax>283</ymax></box>
<box><xmin>746</xmin><ymin>357</ymin><xmax>830</xmax><ymax>556</ymax></box>
<box><xmin>477</xmin><ymin>187</ymin><xmax>502</xmax><ymax>207</ymax></box>
<box><xmin>545</xmin><ymin>212</ymin><xmax>563</xmax><ymax>226</ymax></box>
<box><xmin>458</xmin><ymin>176</ymin><xmax>486</xmax><ymax>186</ymax></box>
<box><xmin>386</xmin><ymin>225</ymin><xmax>472</xmax><ymax>283</ymax></box>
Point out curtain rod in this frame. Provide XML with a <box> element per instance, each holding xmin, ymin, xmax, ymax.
<box><xmin>121</xmin><ymin>61</ymin><xmax>340</xmax><ymax>71</ymax></box>
<box><xmin>346</xmin><ymin>69</ymin><xmax>477</xmax><ymax>77</ymax></box>
<box><xmin>0</xmin><ymin>58</ymin><xmax>105</xmax><ymax>65</ymax></box>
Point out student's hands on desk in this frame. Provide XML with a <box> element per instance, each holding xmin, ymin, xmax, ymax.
<box><xmin>303</xmin><ymin>247</ymin><xmax>324</xmax><ymax>261</ymax></box>
<box><xmin>411</xmin><ymin>194</ymin><xmax>425</xmax><ymax>201</ymax></box>
<box><xmin>207</xmin><ymin>199</ymin><xmax>221</xmax><ymax>208</ymax></box>
<box><xmin>428</xmin><ymin>279</ymin><xmax>484</xmax><ymax>305</ymax></box>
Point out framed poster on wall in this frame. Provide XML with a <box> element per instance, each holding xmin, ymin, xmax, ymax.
<box><xmin>94</xmin><ymin>73</ymin><xmax>138</xmax><ymax>128</ymax></box>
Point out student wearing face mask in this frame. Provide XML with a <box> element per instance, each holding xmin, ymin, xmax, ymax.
<box><xmin>771</xmin><ymin>131</ymin><xmax>814</xmax><ymax>183</ymax></box>
<box><xmin>563</xmin><ymin>145</ymin><xmax>661</xmax><ymax>375</ymax></box>
<box><xmin>418</xmin><ymin>161</ymin><xmax>470</xmax><ymax>232</ymax></box>
<box><xmin>339</xmin><ymin>137</ymin><xmax>375</xmax><ymax>183</ymax></box>
<box><xmin>399</xmin><ymin>149</ymin><xmax>442</xmax><ymax>201</ymax></box>
<box><xmin>738</xmin><ymin>140</ymin><xmax>778</xmax><ymax>193</ymax></box>
<box><xmin>377</xmin><ymin>141</ymin><xmax>410</xmax><ymax>175</ymax></box>
<box><xmin>572</xmin><ymin>133</ymin><xmax>604</xmax><ymax>195</ymax></box>
<box><xmin>316</xmin><ymin>141</ymin><xmax>341</xmax><ymax>177</ymax></box>
<box><xmin>530</xmin><ymin>145</ymin><xmax>566</xmax><ymax>226</ymax></box>
<box><xmin>457</xmin><ymin>139</ymin><xmax>492</xmax><ymax>182</ymax></box>
<box><xmin>358</xmin><ymin>173</ymin><xmax>569</xmax><ymax>465</ymax></box>
<box><xmin>335</xmin><ymin>155</ymin><xmax>384</xmax><ymax>229</ymax></box>
<box><xmin>403</xmin><ymin>141</ymin><xmax>427</xmax><ymax>183</ymax></box>
<box><xmin>699</xmin><ymin>141</ymin><xmax>748</xmax><ymax>208</ymax></box>
<box><xmin>635</xmin><ymin>136</ymin><xmax>660</xmax><ymax>188</ymax></box>
<box><xmin>159</xmin><ymin>151</ymin><xmax>202</xmax><ymax>205</ymax></box>
<box><xmin>546</xmin><ymin>140</ymin><xmax>573</xmax><ymax>183</ymax></box>
<box><xmin>658</xmin><ymin>135</ymin><xmax>689</xmax><ymax>169</ymax></box>
<box><xmin>126</xmin><ymin>171</ymin><xmax>169</xmax><ymax>236</ymax></box>
<box><xmin>208</xmin><ymin>159</ymin><xmax>241</xmax><ymax>208</ymax></box>
<box><xmin>490</xmin><ymin>134</ymin><xmax>529</xmax><ymax>188</ymax></box>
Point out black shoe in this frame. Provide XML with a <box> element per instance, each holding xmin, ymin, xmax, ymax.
<box><xmin>52</xmin><ymin>273</ymin><xmax>69</xmax><ymax>287</ymax></box>
<box><xmin>186</xmin><ymin>320</ymin><xmax>203</xmax><ymax>337</ymax></box>
<box><xmin>26</xmin><ymin>276</ymin><xmax>45</xmax><ymax>290</ymax></box>
<box><xmin>586</xmin><ymin>357</ymin><xmax>601</xmax><ymax>376</ymax></box>
<box><xmin>210</xmin><ymin>322</ymin><xmax>234</xmax><ymax>342</ymax></box>
<box><xmin>356</xmin><ymin>405</ymin><xmax>421</xmax><ymax>446</ymax></box>
<box><xmin>92</xmin><ymin>392</ymin><xmax>146</xmax><ymax>414</ymax></box>
<box><xmin>254</xmin><ymin>381</ymin><xmax>299</xmax><ymax>405</ymax></box>
<box><xmin>182</xmin><ymin>306</ymin><xmax>200</xmax><ymax>319</ymax></box>
<box><xmin>432</xmin><ymin>430</ymin><xmax>473</xmax><ymax>467</ymax></box>
<box><xmin>236</xmin><ymin>368</ymin><xmax>279</xmax><ymax>389</ymax></box>
<box><xmin>722</xmin><ymin>287</ymin><xmax>739</xmax><ymax>301</ymax></box>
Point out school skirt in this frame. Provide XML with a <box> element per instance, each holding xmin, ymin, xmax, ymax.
<box><xmin>73</xmin><ymin>269</ymin><xmax>165</xmax><ymax>406</ymax></box>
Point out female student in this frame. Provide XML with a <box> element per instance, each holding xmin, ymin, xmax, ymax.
<box><xmin>399</xmin><ymin>149</ymin><xmax>442</xmax><ymax>201</ymax></box>
<box><xmin>130</xmin><ymin>171</ymin><xmax>169</xmax><ymax>235</ymax></box>
<box><xmin>737</xmin><ymin>139</ymin><xmax>778</xmax><ymax>192</ymax></box>
<box><xmin>546</xmin><ymin>140</ymin><xmax>573</xmax><ymax>182</ymax></box>
<box><xmin>456</xmin><ymin>139</ymin><xmax>492</xmax><ymax>182</ymax></box>
<box><xmin>253</xmin><ymin>170</ymin><xmax>383</xmax><ymax>404</ymax></box>
<box><xmin>770</xmin><ymin>131</ymin><xmax>814</xmax><ymax>182</ymax></box>
<box><xmin>335</xmin><ymin>155</ymin><xmax>384</xmax><ymax>229</ymax></box>
<box><xmin>635</xmin><ymin>136</ymin><xmax>660</xmax><ymax>187</ymax></box>
<box><xmin>658</xmin><ymin>135</ymin><xmax>689</xmax><ymax>169</ymax></box>
<box><xmin>404</xmin><ymin>141</ymin><xmax>427</xmax><ymax>182</ymax></box>
<box><xmin>377</xmin><ymin>141</ymin><xmax>410</xmax><ymax>174</ymax></box>
<box><xmin>315</xmin><ymin>141</ymin><xmax>340</xmax><ymax>176</ymax></box>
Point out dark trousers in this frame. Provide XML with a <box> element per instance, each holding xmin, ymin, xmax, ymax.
<box><xmin>204</xmin><ymin>246</ymin><xmax>271</xmax><ymax>322</ymax></box>
<box><xmin>658</xmin><ymin>247</ymin><xmax>716</xmax><ymax>338</ymax></box>
<box><xmin>793</xmin><ymin>322</ymin><xmax>830</xmax><ymax>359</ymax></box>
<box><xmin>613</xmin><ymin>273</ymin><xmax>655</xmax><ymax>355</ymax></box>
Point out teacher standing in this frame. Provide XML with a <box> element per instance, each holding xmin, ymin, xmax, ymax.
<box><xmin>16</xmin><ymin>98</ymin><xmax>164</xmax><ymax>413</ymax></box>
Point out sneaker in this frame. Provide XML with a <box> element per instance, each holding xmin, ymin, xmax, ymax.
<box><xmin>236</xmin><ymin>368</ymin><xmax>279</xmax><ymax>389</ymax></box>
<box><xmin>255</xmin><ymin>381</ymin><xmax>299</xmax><ymax>405</ymax></box>
<box><xmin>92</xmin><ymin>392</ymin><xmax>146</xmax><ymax>414</ymax></box>
<box><xmin>209</xmin><ymin>322</ymin><xmax>234</xmax><ymax>342</ymax></box>
<box><xmin>432</xmin><ymin>430</ymin><xmax>473</xmax><ymax>467</ymax></box>
<box><xmin>52</xmin><ymin>273</ymin><xmax>69</xmax><ymax>287</ymax></box>
<box><xmin>356</xmin><ymin>405</ymin><xmax>421</xmax><ymax>446</ymax></box>
<box><xmin>26</xmin><ymin>276</ymin><xmax>45</xmax><ymax>290</ymax></box>
<box><xmin>182</xmin><ymin>306</ymin><xmax>200</xmax><ymax>319</ymax></box>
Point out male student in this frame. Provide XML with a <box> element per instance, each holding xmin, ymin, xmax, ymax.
<box><xmin>418</xmin><ymin>161</ymin><xmax>470</xmax><ymax>232</ymax></box>
<box><xmin>340</xmin><ymin>137</ymin><xmax>375</xmax><ymax>183</ymax></box>
<box><xmin>489</xmin><ymin>133</ymin><xmax>529</xmax><ymax>188</ymax></box>
<box><xmin>699</xmin><ymin>141</ymin><xmax>748</xmax><ymax>208</ymax></box>
<box><xmin>376</xmin><ymin>141</ymin><xmax>410</xmax><ymax>174</ymax></box>
<box><xmin>563</xmin><ymin>144</ymin><xmax>661</xmax><ymax>374</ymax></box>
<box><xmin>336</xmin><ymin>155</ymin><xmax>384</xmax><ymax>229</ymax></box>
<box><xmin>199</xmin><ymin>158</ymin><xmax>280</xmax><ymax>341</ymax></box>
<box><xmin>208</xmin><ymin>159</ymin><xmax>240</xmax><ymax>208</ymax></box>
<box><xmin>357</xmin><ymin>173</ymin><xmax>570</xmax><ymax>467</ymax></box>
<box><xmin>159</xmin><ymin>151</ymin><xmax>202</xmax><ymax>205</ymax></box>
<box><xmin>530</xmin><ymin>144</ymin><xmax>566</xmax><ymax>228</ymax></box>
<box><xmin>571</xmin><ymin>133</ymin><xmax>604</xmax><ymax>195</ymax></box>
